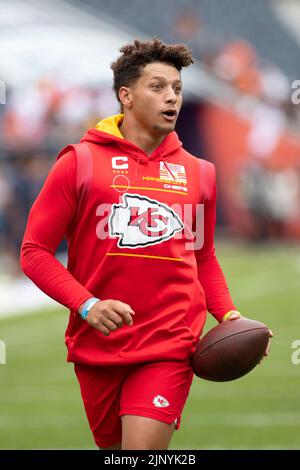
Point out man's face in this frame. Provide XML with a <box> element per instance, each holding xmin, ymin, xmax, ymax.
<box><xmin>124</xmin><ymin>62</ymin><xmax>183</xmax><ymax>136</ymax></box>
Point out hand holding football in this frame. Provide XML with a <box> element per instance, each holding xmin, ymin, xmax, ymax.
<box><xmin>192</xmin><ymin>317</ymin><xmax>272</xmax><ymax>381</ymax></box>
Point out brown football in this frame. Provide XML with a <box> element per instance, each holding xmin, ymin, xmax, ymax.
<box><xmin>192</xmin><ymin>318</ymin><xmax>270</xmax><ymax>381</ymax></box>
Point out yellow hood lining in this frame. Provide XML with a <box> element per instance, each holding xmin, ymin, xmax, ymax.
<box><xmin>95</xmin><ymin>114</ymin><xmax>124</xmax><ymax>139</ymax></box>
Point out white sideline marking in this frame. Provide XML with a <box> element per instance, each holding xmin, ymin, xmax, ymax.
<box><xmin>186</xmin><ymin>412</ymin><xmax>300</xmax><ymax>427</ymax></box>
<box><xmin>0</xmin><ymin>254</ymin><xmax>67</xmax><ymax>319</ymax></box>
<box><xmin>0</xmin><ymin>278</ymin><xmax>60</xmax><ymax>319</ymax></box>
<box><xmin>0</xmin><ymin>415</ymin><xmax>82</xmax><ymax>428</ymax></box>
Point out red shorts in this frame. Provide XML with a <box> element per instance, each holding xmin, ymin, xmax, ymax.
<box><xmin>74</xmin><ymin>360</ymin><xmax>194</xmax><ymax>448</ymax></box>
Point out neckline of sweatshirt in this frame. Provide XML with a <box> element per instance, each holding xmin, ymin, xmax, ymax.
<box><xmin>80</xmin><ymin>113</ymin><xmax>184</xmax><ymax>167</ymax></box>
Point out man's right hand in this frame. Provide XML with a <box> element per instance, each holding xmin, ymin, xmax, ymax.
<box><xmin>79</xmin><ymin>299</ymin><xmax>135</xmax><ymax>336</ymax></box>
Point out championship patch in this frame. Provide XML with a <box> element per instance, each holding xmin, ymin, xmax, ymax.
<box><xmin>109</xmin><ymin>193</ymin><xmax>184</xmax><ymax>248</ymax></box>
<box><xmin>159</xmin><ymin>162</ymin><xmax>186</xmax><ymax>184</ymax></box>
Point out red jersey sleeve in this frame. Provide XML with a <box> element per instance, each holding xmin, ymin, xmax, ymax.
<box><xmin>195</xmin><ymin>161</ymin><xmax>237</xmax><ymax>322</ymax></box>
<box><xmin>20</xmin><ymin>150</ymin><xmax>93</xmax><ymax>312</ymax></box>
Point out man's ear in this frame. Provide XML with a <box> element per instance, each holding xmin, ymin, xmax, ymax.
<box><xmin>119</xmin><ymin>87</ymin><xmax>133</xmax><ymax>109</ymax></box>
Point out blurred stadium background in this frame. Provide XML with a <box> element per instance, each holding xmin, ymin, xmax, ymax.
<box><xmin>0</xmin><ymin>0</ymin><xmax>300</xmax><ymax>449</ymax></box>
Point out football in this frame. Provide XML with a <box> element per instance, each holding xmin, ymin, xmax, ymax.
<box><xmin>192</xmin><ymin>317</ymin><xmax>270</xmax><ymax>381</ymax></box>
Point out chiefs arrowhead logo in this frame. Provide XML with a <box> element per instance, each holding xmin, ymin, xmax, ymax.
<box><xmin>109</xmin><ymin>193</ymin><xmax>184</xmax><ymax>248</ymax></box>
<box><xmin>153</xmin><ymin>395</ymin><xmax>170</xmax><ymax>408</ymax></box>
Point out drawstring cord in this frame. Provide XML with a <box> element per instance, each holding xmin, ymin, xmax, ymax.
<box><xmin>133</xmin><ymin>149</ymin><xmax>175</xmax><ymax>180</ymax></box>
<box><xmin>158</xmin><ymin>148</ymin><xmax>177</xmax><ymax>181</ymax></box>
<box><xmin>135</xmin><ymin>153</ymin><xmax>141</xmax><ymax>176</ymax></box>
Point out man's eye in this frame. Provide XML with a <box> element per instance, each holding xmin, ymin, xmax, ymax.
<box><xmin>174</xmin><ymin>87</ymin><xmax>182</xmax><ymax>94</ymax></box>
<box><xmin>152</xmin><ymin>84</ymin><xmax>162</xmax><ymax>90</ymax></box>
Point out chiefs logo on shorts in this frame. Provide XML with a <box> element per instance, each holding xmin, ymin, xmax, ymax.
<box><xmin>109</xmin><ymin>193</ymin><xmax>184</xmax><ymax>248</ymax></box>
<box><xmin>153</xmin><ymin>395</ymin><xmax>170</xmax><ymax>408</ymax></box>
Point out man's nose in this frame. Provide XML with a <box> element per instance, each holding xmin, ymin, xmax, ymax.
<box><xmin>165</xmin><ymin>87</ymin><xmax>177</xmax><ymax>103</ymax></box>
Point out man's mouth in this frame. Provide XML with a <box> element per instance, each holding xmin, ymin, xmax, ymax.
<box><xmin>161</xmin><ymin>110</ymin><xmax>177</xmax><ymax>121</ymax></box>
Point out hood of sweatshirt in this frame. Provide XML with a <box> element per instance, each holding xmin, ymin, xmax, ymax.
<box><xmin>80</xmin><ymin>114</ymin><xmax>183</xmax><ymax>164</ymax></box>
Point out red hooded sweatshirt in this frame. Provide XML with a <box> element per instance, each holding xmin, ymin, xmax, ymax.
<box><xmin>20</xmin><ymin>114</ymin><xmax>237</xmax><ymax>366</ymax></box>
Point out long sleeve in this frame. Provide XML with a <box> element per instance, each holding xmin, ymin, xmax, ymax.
<box><xmin>20</xmin><ymin>150</ymin><xmax>93</xmax><ymax>312</ymax></box>
<box><xmin>195</xmin><ymin>162</ymin><xmax>237</xmax><ymax>322</ymax></box>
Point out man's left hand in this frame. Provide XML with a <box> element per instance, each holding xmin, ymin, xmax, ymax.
<box><xmin>221</xmin><ymin>311</ymin><xmax>274</xmax><ymax>361</ymax></box>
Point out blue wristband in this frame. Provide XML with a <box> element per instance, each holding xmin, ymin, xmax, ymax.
<box><xmin>80</xmin><ymin>297</ymin><xmax>100</xmax><ymax>320</ymax></box>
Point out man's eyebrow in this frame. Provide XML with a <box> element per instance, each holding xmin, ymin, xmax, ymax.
<box><xmin>149</xmin><ymin>76</ymin><xmax>182</xmax><ymax>84</ymax></box>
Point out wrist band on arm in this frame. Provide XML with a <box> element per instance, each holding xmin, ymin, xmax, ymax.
<box><xmin>222</xmin><ymin>310</ymin><xmax>241</xmax><ymax>322</ymax></box>
<box><xmin>80</xmin><ymin>297</ymin><xmax>100</xmax><ymax>320</ymax></box>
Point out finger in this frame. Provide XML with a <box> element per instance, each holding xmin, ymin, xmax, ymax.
<box><xmin>96</xmin><ymin>324</ymin><xmax>111</xmax><ymax>336</ymax></box>
<box><xmin>222</xmin><ymin>314</ymin><xmax>238</xmax><ymax>322</ymax></box>
<box><xmin>116</xmin><ymin>301</ymin><xmax>135</xmax><ymax>314</ymax></box>
<box><xmin>115</xmin><ymin>301</ymin><xmax>134</xmax><ymax>311</ymax></box>
<box><xmin>102</xmin><ymin>318</ymin><xmax>120</xmax><ymax>331</ymax></box>
<box><xmin>228</xmin><ymin>314</ymin><xmax>240</xmax><ymax>321</ymax></box>
<box><xmin>114</xmin><ymin>304</ymin><xmax>134</xmax><ymax>325</ymax></box>
<box><xmin>86</xmin><ymin>314</ymin><xmax>112</xmax><ymax>336</ymax></box>
<box><xmin>106</xmin><ymin>311</ymin><xmax>124</xmax><ymax>328</ymax></box>
<box><xmin>123</xmin><ymin>304</ymin><xmax>135</xmax><ymax>315</ymax></box>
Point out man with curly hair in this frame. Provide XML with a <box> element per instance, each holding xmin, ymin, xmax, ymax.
<box><xmin>20</xmin><ymin>38</ymin><xmax>257</xmax><ymax>450</ymax></box>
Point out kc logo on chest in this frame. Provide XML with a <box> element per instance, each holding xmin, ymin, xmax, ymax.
<box><xmin>109</xmin><ymin>194</ymin><xmax>184</xmax><ymax>248</ymax></box>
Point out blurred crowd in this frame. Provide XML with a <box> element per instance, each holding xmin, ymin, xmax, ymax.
<box><xmin>171</xmin><ymin>9</ymin><xmax>300</xmax><ymax>240</ymax></box>
<box><xmin>238</xmin><ymin>159</ymin><xmax>300</xmax><ymax>240</ymax></box>
<box><xmin>0</xmin><ymin>79</ymin><xmax>117</xmax><ymax>275</ymax></box>
<box><xmin>173</xmin><ymin>9</ymin><xmax>299</xmax><ymax>122</ymax></box>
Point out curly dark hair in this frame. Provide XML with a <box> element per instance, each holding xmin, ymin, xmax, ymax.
<box><xmin>111</xmin><ymin>37</ymin><xmax>194</xmax><ymax>111</ymax></box>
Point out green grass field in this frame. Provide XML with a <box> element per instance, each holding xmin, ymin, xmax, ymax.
<box><xmin>0</xmin><ymin>241</ymin><xmax>299</xmax><ymax>449</ymax></box>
